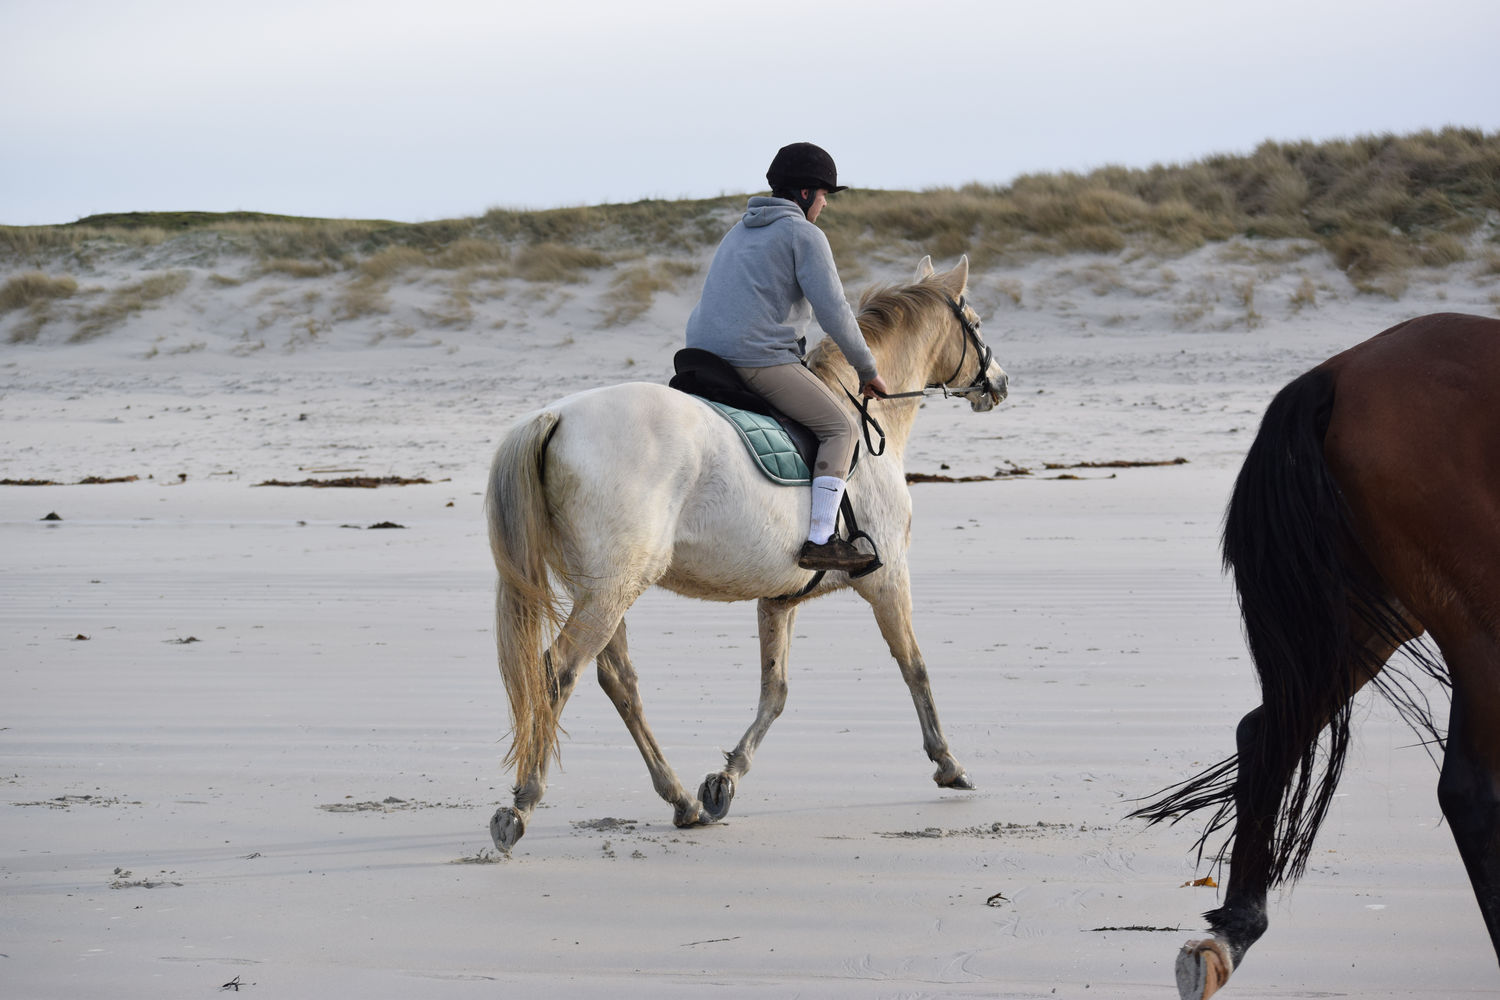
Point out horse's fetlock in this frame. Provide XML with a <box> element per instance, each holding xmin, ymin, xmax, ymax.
<box><xmin>512</xmin><ymin>781</ymin><xmax>545</xmax><ymax>813</ymax></box>
<box><xmin>924</xmin><ymin>738</ymin><xmax>953</xmax><ymax>764</ymax></box>
<box><xmin>1205</xmin><ymin>900</ymin><xmax>1268</xmax><ymax>965</ymax></box>
<box><xmin>932</xmin><ymin>756</ymin><xmax>969</xmax><ymax>787</ymax></box>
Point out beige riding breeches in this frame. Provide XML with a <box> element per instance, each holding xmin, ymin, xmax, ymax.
<box><xmin>734</xmin><ymin>362</ymin><xmax>859</xmax><ymax>479</ymax></box>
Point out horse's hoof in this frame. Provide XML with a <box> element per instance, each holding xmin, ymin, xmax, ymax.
<box><xmin>490</xmin><ymin>806</ymin><xmax>525</xmax><ymax>853</ymax></box>
<box><xmin>698</xmin><ymin>772</ymin><xmax>736</xmax><ymax>821</ymax></box>
<box><xmin>1175</xmin><ymin>937</ymin><xmax>1233</xmax><ymax>1000</ymax></box>
<box><xmin>937</xmin><ymin>770</ymin><xmax>975</xmax><ymax>790</ymax></box>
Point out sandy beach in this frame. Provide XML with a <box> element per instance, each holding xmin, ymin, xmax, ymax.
<box><xmin>4</xmin><ymin>228</ymin><xmax>1499</xmax><ymax>997</ymax></box>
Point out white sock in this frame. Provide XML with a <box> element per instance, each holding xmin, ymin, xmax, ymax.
<box><xmin>808</xmin><ymin>476</ymin><xmax>846</xmax><ymax>544</ymax></box>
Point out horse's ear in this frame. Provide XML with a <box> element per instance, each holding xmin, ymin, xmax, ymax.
<box><xmin>940</xmin><ymin>254</ymin><xmax>970</xmax><ymax>295</ymax></box>
<box><xmin>914</xmin><ymin>255</ymin><xmax>935</xmax><ymax>280</ymax></box>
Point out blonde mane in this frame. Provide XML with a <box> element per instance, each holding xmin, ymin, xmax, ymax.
<box><xmin>806</xmin><ymin>278</ymin><xmax>954</xmax><ymax>382</ymax></box>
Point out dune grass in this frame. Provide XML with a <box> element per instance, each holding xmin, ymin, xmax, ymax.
<box><xmin>2</xmin><ymin>129</ymin><xmax>1495</xmax><ymax>296</ymax></box>
<box><xmin>358</xmin><ymin>246</ymin><xmax>428</xmax><ymax>281</ymax></box>
<box><xmin>822</xmin><ymin>127</ymin><xmax>1499</xmax><ymax>277</ymax></box>
<box><xmin>260</xmin><ymin>257</ymin><xmax>338</xmax><ymax>279</ymax></box>
<box><xmin>601</xmin><ymin>258</ymin><xmax>699</xmax><ymax>326</ymax></box>
<box><xmin>70</xmin><ymin>270</ymin><xmax>191</xmax><ymax>342</ymax></box>
<box><xmin>434</xmin><ymin>238</ymin><xmax>509</xmax><ymax>270</ymax></box>
<box><xmin>0</xmin><ymin>271</ymin><xmax>79</xmax><ymax>313</ymax></box>
<box><xmin>513</xmin><ymin>242</ymin><xmax>611</xmax><ymax>283</ymax></box>
<box><xmin>481</xmin><ymin>196</ymin><xmax>741</xmax><ymax>253</ymax></box>
<box><xmin>336</xmin><ymin>279</ymin><xmax>390</xmax><ymax>320</ymax></box>
<box><xmin>1</xmin><ymin>271</ymin><xmax>81</xmax><ymax>342</ymax></box>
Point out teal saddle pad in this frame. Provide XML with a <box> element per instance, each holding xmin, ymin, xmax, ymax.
<box><xmin>702</xmin><ymin>400</ymin><xmax>810</xmax><ymax>485</ymax></box>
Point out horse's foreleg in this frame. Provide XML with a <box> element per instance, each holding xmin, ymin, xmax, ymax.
<box><xmin>865</xmin><ymin>577</ymin><xmax>971</xmax><ymax>789</ymax></box>
<box><xmin>595</xmin><ymin>619</ymin><xmax>706</xmax><ymax>829</ymax></box>
<box><xmin>698</xmin><ymin>598</ymin><xmax>797</xmax><ymax>822</ymax></box>
<box><xmin>1437</xmin><ymin>669</ymin><xmax>1500</xmax><ymax>963</ymax></box>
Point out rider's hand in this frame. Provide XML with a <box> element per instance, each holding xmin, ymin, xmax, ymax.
<box><xmin>860</xmin><ymin>375</ymin><xmax>890</xmax><ymax>399</ymax></box>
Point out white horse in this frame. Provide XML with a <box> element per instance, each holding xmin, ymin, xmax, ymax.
<box><xmin>485</xmin><ymin>255</ymin><xmax>1008</xmax><ymax>851</ymax></box>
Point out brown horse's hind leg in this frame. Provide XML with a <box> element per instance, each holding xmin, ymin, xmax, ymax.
<box><xmin>1178</xmin><ymin>703</ymin><xmax>1282</xmax><ymax>997</ymax></box>
<box><xmin>1437</xmin><ymin>649</ymin><xmax>1500</xmax><ymax>962</ymax></box>
<box><xmin>698</xmin><ymin>597</ymin><xmax>798</xmax><ymax>822</ymax></box>
<box><xmin>1181</xmin><ymin>615</ymin><xmax>1411</xmax><ymax>999</ymax></box>
<box><xmin>595</xmin><ymin>619</ymin><xmax>706</xmax><ymax>828</ymax></box>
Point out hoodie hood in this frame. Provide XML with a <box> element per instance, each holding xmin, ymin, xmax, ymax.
<box><xmin>742</xmin><ymin>196</ymin><xmax>805</xmax><ymax>228</ymax></box>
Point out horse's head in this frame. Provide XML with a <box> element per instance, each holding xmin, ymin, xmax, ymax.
<box><xmin>916</xmin><ymin>255</ymin><xmax>1009</xmax><ymax>412</ymax></box>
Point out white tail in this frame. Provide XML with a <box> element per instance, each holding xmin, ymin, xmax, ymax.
<box><xmin>485</xmin><ymin>409</ymin><xmax>566</xmax><ymax>775</ymax></box>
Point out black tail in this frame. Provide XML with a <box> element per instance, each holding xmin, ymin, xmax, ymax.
<box><xmin>1134</xmin><ymin>367</ymin><xmax>1434</xmax><ymax>885</ymax></box>
<box><xmin>1225</xmin><ymin>367</ymin><xmax>1363</xmax><ymax>884</ymax></box>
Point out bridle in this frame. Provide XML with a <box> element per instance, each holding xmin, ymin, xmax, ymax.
<box><xmin>897</xmin><ymin>294</ymin><xmax>997</xmax><ymax>399</ymax></box>
<box><xmin>846</xmin><ymin>294</ymin><xmax>1001</xmax><ymax>456</ymax></box>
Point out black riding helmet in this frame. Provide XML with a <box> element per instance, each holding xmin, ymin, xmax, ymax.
<box><xmin>767</xmin><ymin>142</ymin><xmax>847</xmax><ymax>216</ymax></box>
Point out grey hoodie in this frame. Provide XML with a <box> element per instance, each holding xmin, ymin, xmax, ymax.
<box><xmin>685</xmin><ymin>197</ymin><xmax>878</xmax><ymax>382</ymax></box>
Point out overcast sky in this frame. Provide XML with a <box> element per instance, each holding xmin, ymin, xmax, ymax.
<box><xmin>3</xmin><ymin>0</ymin><xmax>1497</xmax><ymax>226</ymax></box>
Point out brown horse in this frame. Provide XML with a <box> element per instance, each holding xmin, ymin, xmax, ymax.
<box><xmin>1135</xmin><ymin>312</ymin><xmax>1500</xmax><ymax>998</ymax></box>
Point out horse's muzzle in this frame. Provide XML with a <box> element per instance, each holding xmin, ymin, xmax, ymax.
<box><xmin>974</xmin><ymin>368</ymin><xmax>1009</xmax><ymax>411</ymax></box>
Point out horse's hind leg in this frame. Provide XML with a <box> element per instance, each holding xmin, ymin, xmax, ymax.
<box><xmin>595</xmin><ymin>619</ymin><xmax>706</xmax><ymax>828</ymax></box>
<box><xmin>491</xmin><ymin>600</ymin><xmax>626</xmax><ymax>851</ymax></box>
<box><xmin>698</xmin><ymin>598</ymin><xmax>797</xmax><ymax>822</ymax></box>
<box><xmin>861</xmin><ymin>572</ymin><xmax>971</xmax><ymax>789</ymax></box>
<box><xmin>1437</xmin><ymin>646</ymin><xmax>1500</xmax><ymax>963</ymax></box>
<box><xmin>1175</xmin><ymin>703</ymin><xmax>1284</xmax><ymax>998</ymax></box>
<box><xmin>1177</xmin><ymin>617</ymin><xmax>1407</xmax><ymax>999</ymax></box>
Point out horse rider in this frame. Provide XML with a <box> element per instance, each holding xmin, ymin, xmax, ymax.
<box><xmin>685</xmin><ymin>142</ymin><xmax>890</xmax><ymax>573</ymax></box>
